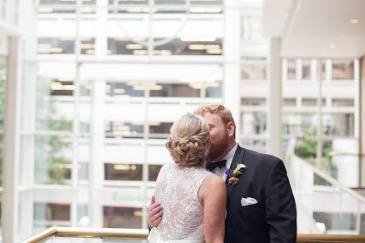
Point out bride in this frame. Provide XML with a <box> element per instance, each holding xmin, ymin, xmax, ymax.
<box><xmin>148</xmin><ymin>113</ymin><xmax>226</xmax><ymax>243</ymax></box>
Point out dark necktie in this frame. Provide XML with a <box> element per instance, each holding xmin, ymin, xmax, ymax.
<box><xmin>206</xmin><ymin>160</ymin><xmax>227</xmax><ymax>172</ymax></box>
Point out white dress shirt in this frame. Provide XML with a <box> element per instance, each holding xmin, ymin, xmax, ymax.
<box><xmin>211</xmin><ymin>143</ymin><xmax>238</xmax><ymax>181</ymax></box>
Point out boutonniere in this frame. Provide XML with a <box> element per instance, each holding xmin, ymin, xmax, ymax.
<box><xmin>225</xmin><ymin>163</ymin><xmax>247</xmax><ymax>185</ymax></box>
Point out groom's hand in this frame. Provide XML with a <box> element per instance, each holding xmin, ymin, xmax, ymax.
<box><xmin>148</xmin><ymin>195</ymin><xmax>163</xmax><ymax>228</ymax></box>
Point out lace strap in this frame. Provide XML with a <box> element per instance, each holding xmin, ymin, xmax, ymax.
<box><xmin>194</xmin><ymin>171</ymin><xmax>211</xmax><ymax>206</ymax></box>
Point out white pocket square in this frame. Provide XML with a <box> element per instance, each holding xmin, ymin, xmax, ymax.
<box><xmin>241</xmin><ymin>197</ymin><xmax>258</xmax><ymax>207</ymax></box>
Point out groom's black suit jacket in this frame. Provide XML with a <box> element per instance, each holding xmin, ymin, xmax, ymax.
<box><xmin>224</xmin><ymin>146</ymin><xmax>297</xmax><ymax>243</ymax></box>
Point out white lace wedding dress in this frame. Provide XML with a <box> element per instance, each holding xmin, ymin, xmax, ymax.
<box><xmin>148</xmin><ymin>162</ymin><xmax>211</xmax><ymax>243</ymax></box>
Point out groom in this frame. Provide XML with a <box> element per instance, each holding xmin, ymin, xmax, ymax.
<box><xmin>148</xmin><ymin>104</ymin><xmax>297</xmax><ymax>243</ymax></box>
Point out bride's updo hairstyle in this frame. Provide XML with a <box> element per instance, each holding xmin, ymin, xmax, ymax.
<box><xmin>166</xmin><ymin>113</ymin><xmax>210</xmax><ymax>167</ymax></box>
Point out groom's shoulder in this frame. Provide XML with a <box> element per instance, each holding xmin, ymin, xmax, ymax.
<box><xmin>240</xmin><ymin>146</ymin><xmax>283</xmax><ymax>167</ymax></box>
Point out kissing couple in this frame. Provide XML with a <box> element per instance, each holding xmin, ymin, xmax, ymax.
<box><xmin>148</xmin><ymin>104</ymin><xmax>297</xmax><ymax>243</ymax></box>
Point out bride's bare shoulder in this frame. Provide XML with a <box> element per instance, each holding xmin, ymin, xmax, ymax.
<box><xmin>199</xmin><ymin>174</ymin><xmax>225</xmax><ymax>198</ymax></box>
<box><xmin>205</xmin><ymin>174</ymin><xmax>225</xmax><ymax>188</ymax></box>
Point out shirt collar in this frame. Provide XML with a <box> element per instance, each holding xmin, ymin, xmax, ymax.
<box><xmin>223</xmin><ymin>143</ymin><xmax>238</xmax><ymax>161</ymax></box>
<box><xmin>223</xmin><ymin>143</ymin><xmax>238</xmax><ymax>170</ymax></box>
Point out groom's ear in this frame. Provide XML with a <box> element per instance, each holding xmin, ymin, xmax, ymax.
<box><xmin>226</xmin><ymin>121</ymin><xmax>235</xmax><ymax>137</ymax></box>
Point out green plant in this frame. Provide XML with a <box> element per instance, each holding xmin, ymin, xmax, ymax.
<box><xmin>35</xmin><ymin>77</ymin><xmax>72</xmax><ymax>184</ymax></box>
<box><xmin>294</xmin><ymin>126</ymin><xmax>336</xmax><ymax>174</ymax></box>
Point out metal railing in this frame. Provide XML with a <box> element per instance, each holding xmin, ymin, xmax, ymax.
<box><xmin>22</xmin><ymin>227</ymin><xmax>148</xmax><ymax>243</ymax></box>
<box><xmin>22</xmin><ymin>227</ymin><xmax>365</xmax><ymax>243</ymax></box>
<box><xmin>286</xmin><ymin>138</ymin><xmax>365</xmax><ymax>234</ymax></box>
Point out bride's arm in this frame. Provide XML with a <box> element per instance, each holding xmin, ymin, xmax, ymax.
<box><xmin>198</xmin><ymin>174</ymin><xmax>226</xmax><ymax>243</ymax></box>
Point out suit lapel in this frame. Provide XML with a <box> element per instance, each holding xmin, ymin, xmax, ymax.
<box><xmin>226</xmin><ymin>146</ymin><xmax>246</xmax><ymax>199</ymax></box>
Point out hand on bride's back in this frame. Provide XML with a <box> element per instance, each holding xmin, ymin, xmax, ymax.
<box><xmin>148</xmin><ymin>195</ymin><xmax>163</xmax><ymax>228</ymax></box>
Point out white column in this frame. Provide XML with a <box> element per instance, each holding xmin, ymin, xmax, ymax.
<box><xmin>142</xmin><ymin>89</ymin><xmax>149</xmax><ymax>228</ymax></box>
<box><xmin>5</xmin><ymin>0</ymin><xmax>14</xmax><ymax>24</ymax></box>
<box><xmin>2</xmin><ymin>36</ymin><xmax>21</xmax><ymax>243</ymax></box>
<box><xmin>89</xmin><ymin>79</ymin><xmax>105</xmax><ymax>227</ymax></box>
<box><xmin>268</xmin><ymin>37</ymin><xmax>282</xmax><ymax>158</ymax></box>
<box><xmin>359</xmin><ymin>57</ymin><xmax>365</xmax><ymax>187</ymax></box>
<box><xmin>87</xmin><ymin>0</ymin><xmax>108</xmax><ymax>227</ymax></box>
<box><xmin>315</xmin><ymin>59</ymin><xmax>323</xmax><ymax>169</ymax></box>
<box><xmin>17</xmin><ymin>0</ymin><xmax>36</xmax><ymax>239</ymax></box>
<box><xmin>223</xmin><ymin>0</ymin><xmax>241</xmax><ymax>136</ymax></box>
<box><xmin>72</xmin><ymin>0</ymin><xmax>81</xmax><ymax>227</ymax></box>
<box><xmin>96</xmin><ymin>0</ymin><xmax>107</xmax><ymax>58</ymax></box>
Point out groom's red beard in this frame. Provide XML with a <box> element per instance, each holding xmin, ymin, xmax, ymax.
<box><xmin>207</xmin><ymin>133</ymin><xmax>230</xmax><ymax>162</ymax></box>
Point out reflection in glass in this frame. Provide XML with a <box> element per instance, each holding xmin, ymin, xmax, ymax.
<box><xmin>320</xmin><ymin>60</ymin><xmax>326</xmax><ymax>81</ymax></box>
<box><xmin>313</xmin><ymin>211</ymin><xmax>357</xmax><ymax>232</ymax></box>
<box><xmin>38</xmin><ymin>0</ymin><xmax>96</xmax><ymax>14</ymax></box>
<box><xmin>206</xmin><ymin>81</ymin><xmax>222</xmax><ymax>97</ymax></box>
<box><xmin>34</xmin><ymin>203</ymin><xmax>70</xmax><ymax>227</ymax></box>
<box><xmin>154</xmin><ymin>38</ymin><xmax>223</xmax><ymax>55</ymax></box>
<box><xmin>36</xmin><ymin>76</ymin><xmax>74</xmax><ymax>132</ymax></box>
<box><xmin>302</xmin><ymin>59</ymin><xmax>311</xmax><ymax>80</ymax></box>
<box><xmin>150</xmin><ymin>83</ymin><xmax>199</xmax><ymax>97</ymax></box>
<box><xmin>332</xmin><ymin>60</ymin><xmax>354</xmax><ymax>80</ymax></box>
<box><xmin>283</xmin><ymin>113</ymin><xmax>317</xmax><ymax>137</ymax></box>
<box><xmin>38</xmin><ymin>38</ymin><xmax>74</xmax><ymax>54</ymax></box>
<box><xmin>241</xmin><ymin>61</ymin><xmax>267</xmax><ymax>80</ymax></box>
<box><xmin>80</xmin><ymin>79</ymin><xmax>92</xmax><ymax>97</ymax></box>
<box><xmin>287</xmin><ymin>59</ymin><xmax>296</xmax><ymax>80</ymax></box>
<box><xmin>35</xmin><ymin>136</ymin><xmax>72</xmax><ymax>185</ymax></box>
<box><xmin>107</xmin><ymin>38</ymin><xmax>222</xmax><ymax>56</ymax></box>
<box><xmin>36</xmin><ymin>99</ymin><xmax>73</xmax><ymax>132</ymax></box>
<box><xmin>77</xmin><ymin>204</ymin><xmax>89</xmax><ymax>227</ymax></box>
<box><xmin>103</xmin><ymin>206</ymin><xmax>142</xmax><ymax>228</ymax></box>
<box><xmin>322</xmin><ymin>113</ymin><xmax>354</xmax><ymax>137</ymax></box>
<box><xmin>283</xmin><ymin>98</ymin><xmax>296</xmax><ymax>107</ymax></box>
<box><xmin>332</xmin><ymin>98</ymin><xmax>354</xmax><ymax>107</ymax></box>
<box><xmin>104</xmin><ymin>163</ymin><xmax>142</xmax><ymax>181</ymax></box>
<box><xmin>294</xmin><ymin>137</ymin><xmax>335</xmax><ymax>173</ymax></box>
<box><xmin>302</xmin><ymin>98</ymin><xmax>326</xmax><ymax>107</ymax></box>
<box><xmin>105</xmin><ymin>121</ymin><xmax>144</xmax><ymax>139</ymax></box>
<box><xmin>105</xmin><ymin>81</ymin><xmax>222</xmax><ymax>98</ymax></box>
<box><xmin>38</xmin><ymin>38</ymin><xmax>95</xmax><ymax>55</ymax></box>
<box><xmin>107</xmin><ymin>0</ymin><xmax>223</xmax><ymax>14</ymax></box>
<box><xmin>49</xmin><ymin>79</ymin><xmax>74</xmax><ymax>96</ymax></box>
<box><xmin>80</xmin><ymin>38</ymin><xmax>96</xmax><ymax>55</ymax></box>
<box><xmin>241</xmin><ymin>16</ymin><xmax>263</xmax><ymax>40</ymax></box>
<box><xmin>241</xmin><ymin>97</ymin><xmax>266</xmax><ymax>106</ymax></box>
<box><xmin>108</xmin><ymin>38</ymin><xmax>148</xmax><ymax>56</ymax></box>
<box><xmin>149</xmin><ymin>122</ymin><xmax>172</xmax><ymax>139</ymax></box>
<box><xmin>106</xmin><ymin>82</ymin><xmax>144</xmax><ymax>97</ymax></box>
<box><xmin>240</xmin><ymin>112</ymin><xmax>266</xmax><ymax>135</ymax></box>
<box><xmin>78</xmin><ymin>162</ymin><xmax>89</xmax><ymax>181</ymax></box>
<box><xmin>149</xmin><ymin>164</ymin><xmax>162</xmax><ymax>181</ymax></box>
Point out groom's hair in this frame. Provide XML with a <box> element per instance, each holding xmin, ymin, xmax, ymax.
<box><xmin>194</xmin><ymin>104</ymin><xmax>236</xmax><ymax>138</ymax></box>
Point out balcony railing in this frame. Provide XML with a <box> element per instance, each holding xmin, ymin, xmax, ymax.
<box><xmin>22</xmin><ymin>227</ymin><xmax>148</xmax><ymax>243</ymax></box>
<box><xmin>22</xmin><ymin>226</ymin><xmax>365</xmax><ymax>243</ymax></box>
<box><xmin>285</xmin><ymin>138</ymin><xmax>365</xmax><ymax>234</ymax></box>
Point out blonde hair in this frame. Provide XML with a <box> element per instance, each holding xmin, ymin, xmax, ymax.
<box><xmin>166</xmin><ymin>113</ymin><xmax>210</xmax><ymax>167</ymax></box>
<box><xmin>194</xmin><ymin>104</ymin><xmax>236</xmax><ymax>136</ymax></box>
